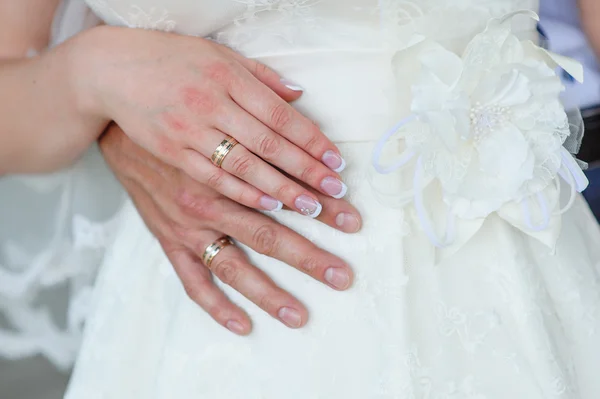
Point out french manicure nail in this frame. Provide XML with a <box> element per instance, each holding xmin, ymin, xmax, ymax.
<box><xmin>321</xmin><ymin>177</ymin><xmax>347</xmax><ymax>199</ymax></box>
<box><xmin>295</xmin><ymin>195</ymin><xmax>322</xmax><ymax>218</ymax></box>
<box><xmin>260</xmin><ymin>195</ymin><xmax>283</xmax><ymax>211</ymax></box>
<box><xmin>280</xmin><ymin>78</ymin><xmax>304</xmax><ymax>92</ymax></box>
<box><xmin>322</xmin><ymin>150</ymin><xmax>346</xmax><ymax>173</ymax></box>
<box><xmin>278</xmin><ymin>307</ymin><xmax>302</xmax><ymax>328</ymax></box>
<box><xmin>335</xmin><ymin>213</ymin><xmax>361</xmax><ymax>233</ymax></box>
<box><xmin>226</xmin><ymin>320</ymin><xmax>246</xmax><ymax>335</ymax></box>
<box><xmin>325</xmin><ymin>267</ymin><xmax>351</xmax><ymax>290</ymax></box>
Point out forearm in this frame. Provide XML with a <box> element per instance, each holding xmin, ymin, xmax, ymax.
<box><xmin>579</xmin><ymin>0</ymin><xmax>600</xmax><ymax>61</ymax></box>
<box><xmin>0</xmin><ymin>0</ymin><xmax>61</xmax><ymax>58</ymax></box>
<box><xmin>0</xmin><ymin>32</ymin><xmax>108</xmax><ymax>174</ymax></box>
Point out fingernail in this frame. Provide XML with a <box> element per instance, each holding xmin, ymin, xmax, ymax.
<box><xmin>320</xmin><ymin>177</ymin><xmax>347</xmax><ymax>199</ymax></box>
<box><xmin>226</xmin><ymin>320</ymin><xmax>246</xmax><ymax>335</ymax></box>
<box><xmin>335</xmin><ymin>213</ymin><xmax>361</xmax><ymax>233</ymax></box>
<box><xmin>280</xmin><ymin>78</ymin><xmax>304</xmax><ymax>92</ymax></box>
<box><xmin>260</xmin><ymin>195</ymin><xmax>283</xmax><ymax>211</ymax></box>
<box><xmin>295</xmin><ymin>195</ymin><xmax>322</xmax><ymax>218</ymax></box>
<box><xmin>322</xmin><ymin>150</ymin><xmax>346</xmax><ymax>173</ymax></box>
<box><xmin>278</xmin><ymin>307</ymin><xmax>302</xmax><ymax>328</ymax></box>
<box><xmin>325</xmin><ymin>268</ymin><xmax>351</xmax><ymax>290</ymax></box>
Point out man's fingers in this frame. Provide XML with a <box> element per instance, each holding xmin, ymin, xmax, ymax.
<box><xmin>186</xmin><ymin>230</ymin><xmax>309</xmax><ymax>329</ymax></box>
<box><xmin>121</xmin><ymin>176</ymin><xmax>252</xmax><ymax>335</ymax></box>
<box><xmin>165</xmin><ymin>244</ymin><xmax>253</xmax><ymax>335</ymax></box>
<box><xmin>215</xmin><ymin>206</ymin><xmax>354</xmax><ymax>291</ymax></box>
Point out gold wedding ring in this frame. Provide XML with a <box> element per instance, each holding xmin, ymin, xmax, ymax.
<box><xmin>202</xmin><ymin>236</ymin><xmax>234</xmax><ymax>268</ymax></box>
<box><xmin>211</xmin><ymin>136</ymin><xmax>239</xmax><ymax>168</ymax></box>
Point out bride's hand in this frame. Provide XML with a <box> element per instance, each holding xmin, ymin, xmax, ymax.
<box><xmin>77</xmin><ymin>26</ymin><xmax>347</xmax><ymax>218</ymax></box>
<box><xmin>99</xmin><ymin>124</ymin><xmax>361</xmax><ymax>335</ymax></box>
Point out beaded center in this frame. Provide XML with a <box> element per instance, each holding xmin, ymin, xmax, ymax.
<box><xmin>469</xmin><ymin>102</ymin><xmax>511</xmax><ymax>139</ymax></box>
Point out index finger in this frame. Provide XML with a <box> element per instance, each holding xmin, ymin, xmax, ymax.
<box><xmin>216</xmin><ymin>204</ymin><xmax>353</xmax><ymax>291</ymax></box>
<box><xmin>227</xmin><ymin>65</ymin><xmax>346</xmax><ymax>172</ymax></box>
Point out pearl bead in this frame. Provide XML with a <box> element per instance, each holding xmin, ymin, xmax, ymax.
<box><xmin>469</xmin><ymin>101</ymin><xmax>511</xmax><ymax>140</ymax></box>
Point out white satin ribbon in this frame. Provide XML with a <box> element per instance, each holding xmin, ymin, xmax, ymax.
<box><xmin>372</xmin><ymin>116</ymin><xmax>588</xmax><ymax>248</ymax></box>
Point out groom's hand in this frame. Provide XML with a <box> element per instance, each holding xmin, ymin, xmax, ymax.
<box><xmin>98</xmin><ymin>124</ymin><xmax>361</xmax><ymax>335</ymax></box>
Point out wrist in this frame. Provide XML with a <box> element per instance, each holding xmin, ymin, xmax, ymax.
<box><xmin>64</xmin><ymin>25</ymin><xmax>121</xmax><ymax>121</ymax></box>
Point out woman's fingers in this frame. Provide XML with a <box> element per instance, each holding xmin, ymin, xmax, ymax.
<box><xmin>179</xmin><ymin>149</ymin><xmax>284</xmax><ymax>212</ymax></box>
<box><xmin>165</xmin><ymin>245</ymin><xmax>253</xmax><ymax>335</ymax></box>
<box><xmin>214</xmin><ymin>102</ymin><xmax>348</xmax><ymax>200</ymax></box>
<box><xmin>124</xmin><ymin>139</ymin><xmax>281</xmax><ymax>213</ymax></box>
<box><xmin>218</xmin><ymin>46</ymin><xmax>304</xmax><ymax>103</ymax></box>
<box><xmin>226</xmin><ymin>63</ymin><xmax>346</xmax><ymax>172</ymax></box>
<box><xmin>187</xmin><ymin>231</ymin><xmax>308</xmax><ymax>329</ymax></box>
<box><xmin>183</xmin><ymin>127</ymin><xmax>327</xmax><ymax>217</ymax></box>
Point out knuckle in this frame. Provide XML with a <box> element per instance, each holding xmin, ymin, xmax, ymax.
<box><xmin>161</xmin><ymin>112</ymin><xmax>190</xmax><ymax>134</ymax></box>
<box><xmin>274</xmin><ymin>184</ymin><xmax>295</xmax><ymax>201</ymax></box>
<box><xmin>298</xmin><ymin>256</ymin><xmax>320</xmax><ymax>276</ymax></box>
<box><xmin>205</xmin><ymin>61</ymin><xmax>235</xmax><ymax>85</ymax></box>
<box><xmin>252</xmin><ymin>224</ymin><xmax>278</xmax><ymax>256</ymax></box>
<box><xmin>235</xmin><ymin>190</ymin><xmax>255</xmax><ymax>207</ymax></box>
<box><xmin>258</xmin><ymin>294</ymin><xmax>277</xmax><ymax>314</ymax></box>
<box><xmin>156</xmin><ymin>135</ymin><xmax>178</xmax><ymax>161</ymax></box>
<box><xmin>253</xmin><ymin>61</ymin><xmax>270</xmax><ymax>78</ymax></box>
<box><xmin>170</xmin><ymin>223</ymin><xmax>189</xmax><ymax>241</ymax></box>
<box><xmin>181</xmin><ymin>87</ymin><xmax>218</xmax><ymax>116</ymax></box>
<box><xmin>151</xmin><ymin>217</ymin><xmax>177</xmax><ymax>244</ymax></box>
<box><xmin>230</xmin><ymin>154</ymin><xmax>255</xmax><ymax>177</ymax></box>
<box><xmin>299</xmin><ymin>165</ymin><xmax>317</xmax><ymax>185</ymax></box>
<box><xmin>183</xmin><ymin>281</ymin><xmax>202</xmax><ymax>303</ymax></box>
<box><xmin>303</xmin><ymin>128</ymin><xmax>326</xmax><ymax>155</ymax></box>
<box><xmin>269</xmin><ymin>103</ymin><xmax>292</xmax><ymax>131</ymax></box>
<box><xmin>255</xmin><ymin>133</ymin><xmax>282</xmax><ymax>160</ymax></box>
<box><xmin>175</xmin><ymin>188</ymin><xmax>215</xmax><ymax>220</ymax></box>
<box><xmin>206</xmin><ymin>169</ymin><xmax>226</xmax><ymax>190</ymax></box>
<box><xmin>205</xmin><ymin>300</ymin><xmax>227</xmax><ymax>321</ymax></box>
<box><xmin>213</xmin><ymin>259</ymin><xmax>241</xmax><ymax>287</ymax></box>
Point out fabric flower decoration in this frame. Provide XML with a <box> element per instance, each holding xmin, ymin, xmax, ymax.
<box><xmin>373</xmin><ymin>11</ymin><xmax>587</xmax><ymax>249</ymax></box>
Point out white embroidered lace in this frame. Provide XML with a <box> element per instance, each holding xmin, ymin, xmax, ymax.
<box><xmin>6</xmin><ymin>1</ymin><xmax>600</xmax><ymax>398</ymax></box>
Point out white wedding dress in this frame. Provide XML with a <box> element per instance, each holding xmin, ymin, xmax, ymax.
<box><xmin>54</xmin><ymin>0</ymin><xmax>600</xmax><ymax>398</ymax></box>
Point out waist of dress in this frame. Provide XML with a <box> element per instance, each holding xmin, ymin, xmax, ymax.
<box><xmin>252</xmin><ymin>49</ymin><xmax>403</xmax><ymax>143</ymax></box>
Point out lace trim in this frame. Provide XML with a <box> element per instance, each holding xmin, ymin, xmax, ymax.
<box><xmin>0</xmin><ymin>172</ymin><xmax>123</xmax><ymax>369</ymax></box>
<box><xmin>86</xmin><ymin>0</ymin><xmax>177</xmax><ymax>31</ymax></box>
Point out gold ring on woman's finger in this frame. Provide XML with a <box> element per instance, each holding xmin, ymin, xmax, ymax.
<box><xmin>211</xmin><ymin>136</ymin><xmax>239</xmax><ymax>168</ymax></box>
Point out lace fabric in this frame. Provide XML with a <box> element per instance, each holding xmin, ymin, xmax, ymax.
<box><xmin>56</xmin><ymin>1</ymin><xmax>600</xmax><ymax>398</ymax></box>
<box><xmin>84</xmin><ymin>0</ymin><xmax>538</xmax><ymax>55</ymax></box>
<box><xmin>0</xmin><ymin>1</ymin><xmax>121</xmax><ymax>369</ymax></box>
<box><xmin>0</xmin><ymin>148</ymin><xmax>124</xmax><ymax>370</ymax></box>
<box><xmin>8</xmin><ymin>3</ymin><xmax>600</xmax><ymax>399</ymax></box>
<box><xmin>65</xmin><ymin>147</ymin><xmax>600</xmax><ymax>399</ymax></box>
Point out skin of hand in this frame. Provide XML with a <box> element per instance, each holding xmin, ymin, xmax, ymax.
<box><xmin>99</xmin><ymin>123</ymin><xmax>362</xmax><ymax>335</ymax></box>
<box><xmin>1</xmin><ymin>0</ymin><xmax>363</xmax><ymax>336</ymax></box>
<box><xmin>70</xmin><ymin>25</ymin><xmax>349</xmax><ymax>219</ymax></box>
<box><xmin>2</xmin><ymin>5</ymin><xmax>349</xmax><ymax>225</ymax></box>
